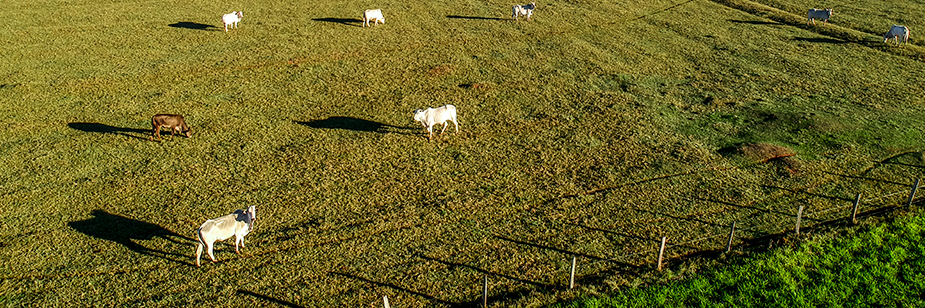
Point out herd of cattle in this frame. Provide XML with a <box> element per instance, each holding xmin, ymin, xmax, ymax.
<box><xmin>153</xmin><ymin>102</ymin><xmax>461</xmax><ymax>266</ymax></box>
<box><xmin>176</xmin><ymin>4</ymin><xmax>913</xmax><ymax>267</ymax></box>
<box><xmin>806</xmin><ymin>8</ymin><xmax>911</xmax><ymax>46</ymax></box>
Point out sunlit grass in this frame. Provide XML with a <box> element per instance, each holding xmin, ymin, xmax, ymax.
<box><xmin>0</xmin><ymin>0</ymin><xmax>924</xmax><ymax>306</ymax></box>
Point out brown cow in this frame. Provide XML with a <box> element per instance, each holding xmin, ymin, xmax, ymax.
<box><xmin>150</xmin><ymin>114</ymin><xmax>192</xmax><ymax>141</ymax></box>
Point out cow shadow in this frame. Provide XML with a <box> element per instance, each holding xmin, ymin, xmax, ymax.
<box><xmin>68</xmin><ymin>122</ymin><xmax>150</xmax><ymax>140</ymax></box>
<box><xmin>294</xmin><ymin>117</ymin><xmax>415</xmax><ymax>134</ymax></box>
<box><xmin>168</xmin><ymin>22</ymin><xmax>219</xmax><ymax>31</ymax></box>
<box><xmin>446</xmin><ymin>15</ymin><xmax>508</xmax><ymax>21</ymax></box>
<box><xmin>69</xmin><ymin>210</ymin><xmax>195</xmax><ymax>265</ymax></box>
<box><xmin>311</xmin><ymin>18</ymin><xmax>363</xmax><ymax>27</ymax></box>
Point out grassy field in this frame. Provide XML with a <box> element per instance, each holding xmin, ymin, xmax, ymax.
<box><xmin>556</xmin><ymin>210</ymin><xmax>925</xmax><ymax>307</ymax></box>
<box><xmin>1</xmin><ymin>0</ymin><xmax>924</xmax><ymax>306</ymax></box>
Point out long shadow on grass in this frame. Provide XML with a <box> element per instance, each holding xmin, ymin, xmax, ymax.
<box><xmin>446</xmin><ymin>15</ymin><xmax>507</xmax><ymax>21</ymax></box>
<box><xmin>628</xmin><ymin>0</ymin><xmax>697</xmax><ymax>21</ymax></box>
<box><xmin>820</xmin><ymin>171</ymin><xmax>909</xmax><ymax>187</ymax></box>
<box><xmin>728</xmin><ymin>19</ymin><xmax>783</xmax><ymax>25</ymax></box>
<box><xmin>330</xmin><ymin>272</ymin><xmax>469</xmax><ymax>307</ymax></box>
<box><xmin>691</xmin><ymin>196</ymin><xmax>794</xmax><ymax>218</ymax></box>
<box><xmin>493</xmin><ymin>235</ymin><xmax>641</xmax><ymax>270</ymax></box>
<box><xmin>794</xmin><ymin>37</ymin><xmax>848</xmax><ymax>44</ymax></box>
<box><xmin>567</xmin><ymin>222</ymin><xmax>661</xmax><ymax>244</ymax></box>
<box><xmin>237</xmin><ymin>290</ymin><xmax>303</xmax><ymax>307</ymax></box>
<box><xmin>295</xmin><ymin>117</ymin><xmax>415</xmax><ymax>134</ymax></box>
<box><xmin>168</xmin><ymin>22</ymin><xmax>219</xmax><ymax>31</ymax></box>
<box><xmin>69</xmin><ymin>210</ymin><xmax>195</xmax><ymax>265</ymax></box>
<box><xmin>877</xmin><ymin>151</ymin><xmax>925</xmax><ymax>168</ymax></box>
<box><xmin>331</xmin><ymin>271</ymin><xmax>537</xmax><ymax>307</ymax></box>
<box><xmin>418</xmin><ymin>254</ymin><xmax>555</xmax><ymax>289</ymax></box>
<box><xmin>860</xmin><ymin>151</ymin><xmax>925</xmax><ymax>176</ymax></box>
<box><xmin>311</xmin><ymin>18</ymin><xmax>363</xmax><ymax>27</ymax></box>
<box><xmin>68</xmin><ymin>122</ymin><xmax>150</xmax><ymax>141</ymax></box>
<box><xmin>762</xmin><ymin>185</ymin><xmax>854</xmax><ymax>204</ymax></box>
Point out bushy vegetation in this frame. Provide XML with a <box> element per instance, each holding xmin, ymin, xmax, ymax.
<box><xmin>0</xmin><ymin>0</ymin><xmax>923</xmax><ymax>306</ymax></box>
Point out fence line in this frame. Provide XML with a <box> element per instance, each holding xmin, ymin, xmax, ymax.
<box><xmin>378</xmin><ymin>178</ymin><xmax>921</xmax><ymax>307</ymax></box>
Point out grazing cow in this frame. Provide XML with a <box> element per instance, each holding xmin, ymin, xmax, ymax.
<box><xmin>195</xmin><ymin>206</ymin><xmax>257</xmax><ymax>267</ymax></box>
<box><xmin>222</xmin><ymin>11</ymin><xmax>243</xmax><ymax>32</ymax></box>
<box><xmin>806</xmin><ymin>8</ymin><xmax>832</xmax><ymax>25</ymax></box>
<box><xmin>883</xmin><ymin>25</ymin><xmax>910</xmax><ymax>47</ymax></box>
<box><xmin>363</xmin><ymin>9</ymin><xmax>385</xmax><ymax>27</ymax></box>
<box><xmin>512</xmin><ymin>2</ymin><xmax>536</xmax><ymax>21</ymax></box>
<box><xmin>150</xmin><ymin>114</ymin><xmax>191</xmax><ymax>142</ymax></box>
<box><xmin>413</xmin><ymin>105</ymin><xmax>460</xmax><ymax>141</ymax></box>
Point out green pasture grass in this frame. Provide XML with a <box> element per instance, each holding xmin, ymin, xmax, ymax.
<box><xmin>555</xmin><ymin>210</ymin><xmax>925</xmax><ymax>307</ymax></box>
<box><xmin>0</xmin><ymin>0</ymin><xmax>924</xmax><ymax>306</ymax></box>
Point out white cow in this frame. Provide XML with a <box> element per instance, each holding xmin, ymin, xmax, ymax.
<box><xmin>883</xmin><ymin>25</ymin><xmax>910</xmax><ymax>47</ymax></box>
<box><xmin>413</xmin><ymin>105</ymin><xmax>460</xmax><ymax>140</ymax></box>
<box><xmin>222</xmin><ymin>11</ymin><xmax>244</xmax><ymax>32</ymax></box>
<box><xmin>363</xmin><ymin>9</ymin><xmax>385</xmax><ymax>27</ymax></box>
<box><xmin>512</xmin><ymin>2</ymin><xmax>536</xmax><ymax>21</ymax></box>
<box><xmin>195</xmin><ymin>205</ymin><xmax>256</xmax><ymax>267</ymax></box>
<box><xmin>806</xmin><ymin>8</ymin><xmax>832</xmax><ymax>25</ymax></box>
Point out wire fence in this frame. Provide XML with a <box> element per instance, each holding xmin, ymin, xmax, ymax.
<box><xmin>377</xmin><ymin>177</ymin><xmax>922</xmax><ymax>307</ymax></box>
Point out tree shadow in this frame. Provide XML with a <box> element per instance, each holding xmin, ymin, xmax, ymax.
<box><xmin>311</xmin><ymin>18</ymin><xmax>363</xmax><ymax>27</ymax></box>
<box><xmin>68</xmin><ymin>122</ymin><xmax>150</xmax><ymax>141</ymax></box>
<box><xmin>69</xmin><ymin>210</ymin><xmax>195</xmax><ymax>265</ymax></box>
<box><xmin>446</xmin><ymin>15</ymin><xmax>507</xmax><ymax>21</ymax></box>
<box><xmin>168</xmin><ymin>22</ymin><xmax>219</xmax><ymax>31</ymax></box>
<box><xmin>294</xmin><ymin>117</ymin><xmax>414</xmax><ymax>134</ymax></box>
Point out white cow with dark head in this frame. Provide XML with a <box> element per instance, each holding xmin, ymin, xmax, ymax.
<box><xmin>806</xmin><ymin>8</ymin><xmax>832</xmax><ymax>25</ymax></box>
<box><xmin>883</xmin><ymin>25</ymin><xmax>910</xmax><ymax>47</ymax></box>
<box><xmin>195</xmin><ymin>206</ymin><xmax>256</xmax><ymax>267</ymax></box>
<box><xmin>512</xmin><ymin>2</ymin><xmax>536</xmax><ymax>21</ymax></box>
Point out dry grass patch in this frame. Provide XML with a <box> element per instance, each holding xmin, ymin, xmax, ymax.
<box><xmin>427</xmin><ymin>64</ymin><xmax>456</xmax><ymax>77</ymax></box>
<box><xmin>739</xmin><ymin>142</ymin><xmax>796</xmax><ymax>162</ymax></box>
<box><xmin>739</xmin><ymin>142</ymin><xmax>801</xmax><ymax>175</ymax></box>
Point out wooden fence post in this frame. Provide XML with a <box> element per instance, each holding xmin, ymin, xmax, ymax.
<box><xmin>795</xmin><ymin>205</ymin><xmax>804</xmax><ymax>235</ymax></box>
<box><xmin>383</xmin><ymin>295</ymin><xmax>390</xmax><ymax>308</ymax></box>
<box><xmin>657</xmin><ymin>237</ymin><xmax>667</xmax><ymax>271</ymax></box>
<box><xmin>851</xmin><ymin>193</ymin><xmax>861</xmax><ymax>224</ymax></box>
<box><xmin>482</xmin><ymin>275</ymin><xmax>488</xmax><ymax>308</ymax></box>
<box><xmin>906</xmin><ymin>178</ymin><xmax>920</xmax><ymax>207</ymax></box>
<box><xmin>725</xmin><ymin>221</ymin><xmax>736</xmax><ymax>253</ymax></box>
<box><xmin>569</xmin><ymin>256</ymin><xmax>577</xmax><ymax>289</ymax></box>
